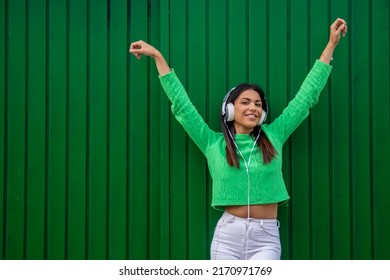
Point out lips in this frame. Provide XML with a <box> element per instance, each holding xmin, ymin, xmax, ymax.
<box><xmin>245</xmin><ymin>113</ymin><xmax>258</xmax><ymax>120</ymax></box>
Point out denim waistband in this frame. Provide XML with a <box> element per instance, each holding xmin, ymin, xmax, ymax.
<box><xmin>222</xmin><ymin>211</ymin><xmax>280</xmax><ymax>227</ymax></box>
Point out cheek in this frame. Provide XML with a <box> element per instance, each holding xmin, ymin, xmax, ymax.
<box><xmin>233</xmin><ymin>108</ymin><xmax>244</xmax><ymax>119</ymax></box>
<box><xmin>234</xmin><ymin>105</ymin><xmax>244</xmax><ymax>114</ymax></box>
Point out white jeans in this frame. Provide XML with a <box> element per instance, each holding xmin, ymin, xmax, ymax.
<box><xmin>211</xmin><ymin>212</ymin><xmax>281</xmax><ymax>260</ymax></box>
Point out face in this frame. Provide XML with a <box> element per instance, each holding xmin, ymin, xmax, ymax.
<box><xmin>233</xmin><ymin>89</ymin><xmax>263</xmax><ymax>134</ymax></box>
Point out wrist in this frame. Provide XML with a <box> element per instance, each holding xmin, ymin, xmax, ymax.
<box><xmin>151</xmin><ymin>49</ymin><xmax>162</xmax><ymax>59</ymax></box>
<box><xmin>321</xmin><ymin>53</ymin><xmax>333</xmax><ymax>63</ymax></box>
<box><xmin>326</xmin><ymin>41</ymin><xmax>337</xmax><ymax>50</ymax></box>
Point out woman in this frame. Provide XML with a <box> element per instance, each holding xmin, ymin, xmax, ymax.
<box><xmin>129</xmin><ymin>18</ymin><xmax>347</xmax><ymax>260</ymax></box>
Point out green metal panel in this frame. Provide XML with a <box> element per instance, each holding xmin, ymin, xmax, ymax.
<box><xmin>26</xmin><ymin>0</ymin><xmax>47</xmax><ymax>260</ymax></box>
<box><xmin>188</xmin><ymin>0</ymin><xmax>208</xmax><ymax>260</ymax></box>
<box><xmin>1</xmin><ymin>0</ymin><xmax>390</xmax><ymax>260</ymax></box>
<box><xmin>128</xmin><ymin>0</ymin><xmax>148</xmax><ymax>260</ymax></box>
<box><xmin>46</xmin><ymin>0</ymin><xmax>67</xmax><ymax>260</ymax></box>
<box><xmin>0</xmin><ymin>0</ymin><xmax>5</xmax><ymax>259</ymax></box>
<box><xmin>268</xmin><ymin>0</ymin><xmax>291</xmax><ymax>259</ymax></box>
<box><xmin>158</xmin><ymin>0</ymin><xmax>170</xmax><ymax>260</ymax></box>
<box><xmin>67</xmin><ymin>0</ymin><xmax>87</xmax><ymax>260</ymax></box>
<box><xmin>169</xmin><ymin>0</ymin><xmax>188</xmax><ymax>260</ymax></box>
<box><xmin>372</xmin><ymin>0</ymin><xmax>390</xmax><ymax>260</ymax></box>
<box><xmin>351</xmin><ymin>0</ymin><xmax>372</xmax><ymax>259</ymax></box>
<box><xmin>330</xmin><ymin>0</ymin><xmax>352</xmax><ymax>260</ymax></box>
<box><xmin>108</xmin><ymin>0</ymin><xmax>127</xmax><ymax>261</ymax></box>
<box><xmin>5</xmin><ymin>0</ymin><xmax>26</xmax><ymax>260</ymax></box>
<box><xmin>88</xmin><ymin>0</ymin><xmax>108</xmax><ymax>260</ymax></box>
<box><xmin>290</xmin><ymin>0</ymin><xmax>310</xmax><ymax>260</ymax></box>
<box><xmin>311</xmin><ymin>0</ymin><xmax>332</xmax><ymax>260</ymax></box>
<box><xmin>149</xmin><ymin>0</ymin><xmax>163</xmax><ymax>259</ymax></box>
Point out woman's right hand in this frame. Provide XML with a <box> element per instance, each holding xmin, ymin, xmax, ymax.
<box><xmin>129</xmin><ymin>40</ymin><xmax>171</xmax><ymax>75</ymax></box>
<box><xmin>129</xmin><ymin>40</ymin><xmax>160</xmax><ymax>60</ymax></box>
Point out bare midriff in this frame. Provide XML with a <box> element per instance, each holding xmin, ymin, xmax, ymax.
<box><xmin>225</xmin><ymin>203</ymin><xmax>278</xmax><ymax>219</ymax></box>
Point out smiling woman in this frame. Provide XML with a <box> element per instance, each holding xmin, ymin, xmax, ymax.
<box><xmin>129</xmin><ymin>17</ymin><xmax>347</xmax><ymax>260</ymax></box>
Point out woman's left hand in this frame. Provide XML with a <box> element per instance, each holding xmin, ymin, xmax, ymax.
<box><xmin>329</xmin><ymin>18</ymin><xmax>348</xmax><ymax>46</ymax></box>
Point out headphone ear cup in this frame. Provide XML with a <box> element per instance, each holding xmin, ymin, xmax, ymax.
<box><xmin>225</xmin><ymin>103</ymin><xmax>235</xmax><ymax>122</ymax></box>
<box><xmin>258</xmin><ymin>111</ymin><xmax>267</xmax><ymax>125</ymax></box>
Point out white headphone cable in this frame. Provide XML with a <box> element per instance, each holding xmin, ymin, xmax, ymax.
<box><xmin>226</xmin><ymin>126</ymin><xmax>261</xmax><ymax>259</ymax></box>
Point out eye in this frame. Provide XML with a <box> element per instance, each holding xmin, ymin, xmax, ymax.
<box><xmin>256</xmin><ymin>103</ymin><xmax>262</xmax><ymax>107</ymax></box>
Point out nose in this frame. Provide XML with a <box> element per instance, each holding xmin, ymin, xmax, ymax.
<box><xmin>249</xmin><ymin>102</ymin><xmax>257</xmax><ymax>111</ymax></box>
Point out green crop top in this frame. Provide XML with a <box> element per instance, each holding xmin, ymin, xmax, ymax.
<box><xmin>159</xmin><ymin>60</ymin><xmax>332</xmax><ymax>211</ymax></box>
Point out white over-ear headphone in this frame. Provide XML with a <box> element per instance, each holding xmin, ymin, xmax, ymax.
<box><xmin>221</xmin><ymin>86</ymin><xmax>268</xmax><ymax>126</ymax></box>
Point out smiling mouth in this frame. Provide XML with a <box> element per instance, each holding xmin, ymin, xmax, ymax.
<box><xmin>245</xmin><ymin>114</ymin><xmax>257</xmax><ymax>117</ymax></box>
<box><xmin>245</xmin><ymin>114</ymin><xmax>258</xmax><ymax>120</ymax></box>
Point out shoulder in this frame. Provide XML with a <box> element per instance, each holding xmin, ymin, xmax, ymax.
<box><xmin>261</xmin><ymin>124</ymin><xmax>283</xmax><ymax>148</ymax></box>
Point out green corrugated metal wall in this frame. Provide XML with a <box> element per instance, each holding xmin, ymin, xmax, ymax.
<box><xmin>1</xmin><ymin>0</ymin><xmax>389</xmax><ymax>260</ymax></box>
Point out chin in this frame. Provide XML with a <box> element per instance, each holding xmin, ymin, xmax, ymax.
<box><xmin>247</xmin><ymin>122</ymin><xmax>258</xmax><ymax>128</ymax></box>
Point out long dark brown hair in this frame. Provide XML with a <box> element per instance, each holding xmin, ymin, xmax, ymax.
<box><xmin>220</xmin><ymin>83</ymin><xmax>277</xmax><ymax>168</ymax></box>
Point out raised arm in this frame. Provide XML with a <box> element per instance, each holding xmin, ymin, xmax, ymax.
<box><xmin>129</xmin><ymin>40</ymin><xmax>171</xmax><ymax>76</ymax></box>
<box><xmin>129</xmin><ymin>40</ymin><xmax>217</xmax><ymax>154</ymax></box>
<box><xmin>267</xmin><ymin>18</ymin><xmax>348</xmax><ymax>144</ymax></box>
<box><xmin>320</xmin><ymin>18</ymin><xmax>348</xmax><ymax>64</ymax></box>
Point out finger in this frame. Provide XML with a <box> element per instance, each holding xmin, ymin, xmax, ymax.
<box><xmin>130</xmin><ymin>52</ymin><xmax>142</xmax><ymax>60</ymax></box>
<box><xmin>337</xmin><ymin>18</ymin><xmax>347</xmax><ymax>25</ymax></box>
<box><xmin>343</xmin><ymin>24</ymin><xmax>348</xmax><ymax>37</ymax></box>
<box><xmin>128</xmin><ymin>45</ymin><xmax>141</xmax><ymax>54</ymax></box>
<box><xmin>129</xmin><ymin>43</ymin><xmax>144</xmax><ymax>54</ymax></box>
<box><xmin>331</xmin><ymin>18</ymin><xmax>346</xmax><ymax>31</ymax></box>
<box><xmin>130</xmin><ymin>43</ymin><xmax>141</xmax><ymax>51</ymax></box>
<box><xmin>334</xmin><ymin>23</ymin><xmax>346</xmax><ymax>36</ymax></box>
<box><xmin>130</xmin><ymin>40</ymin><xmax>145</xmax><ymax>50</ymax></box>
<box><xmin>129</xmin><ymin>48</ymin><xmax>140</xmax><ymax>53</ymax></box>
<box><xmin>339</xmin><ymin>24</ymin><xmax>347</xmax><ymax>37</ymax></box>
<box><xmin>334</xmin><ymin>18</ymin><xmax>347</xmax><ymax>27</ymax></box>
<box><xmin>337</xmin><ymin>19</ymin><xmax>348</xmax><ymax>36</ymax></box>
<box><xmin>331</xmin><ymin>23</ymin><xmax>340</xmax><ymax>34</ymax></box>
